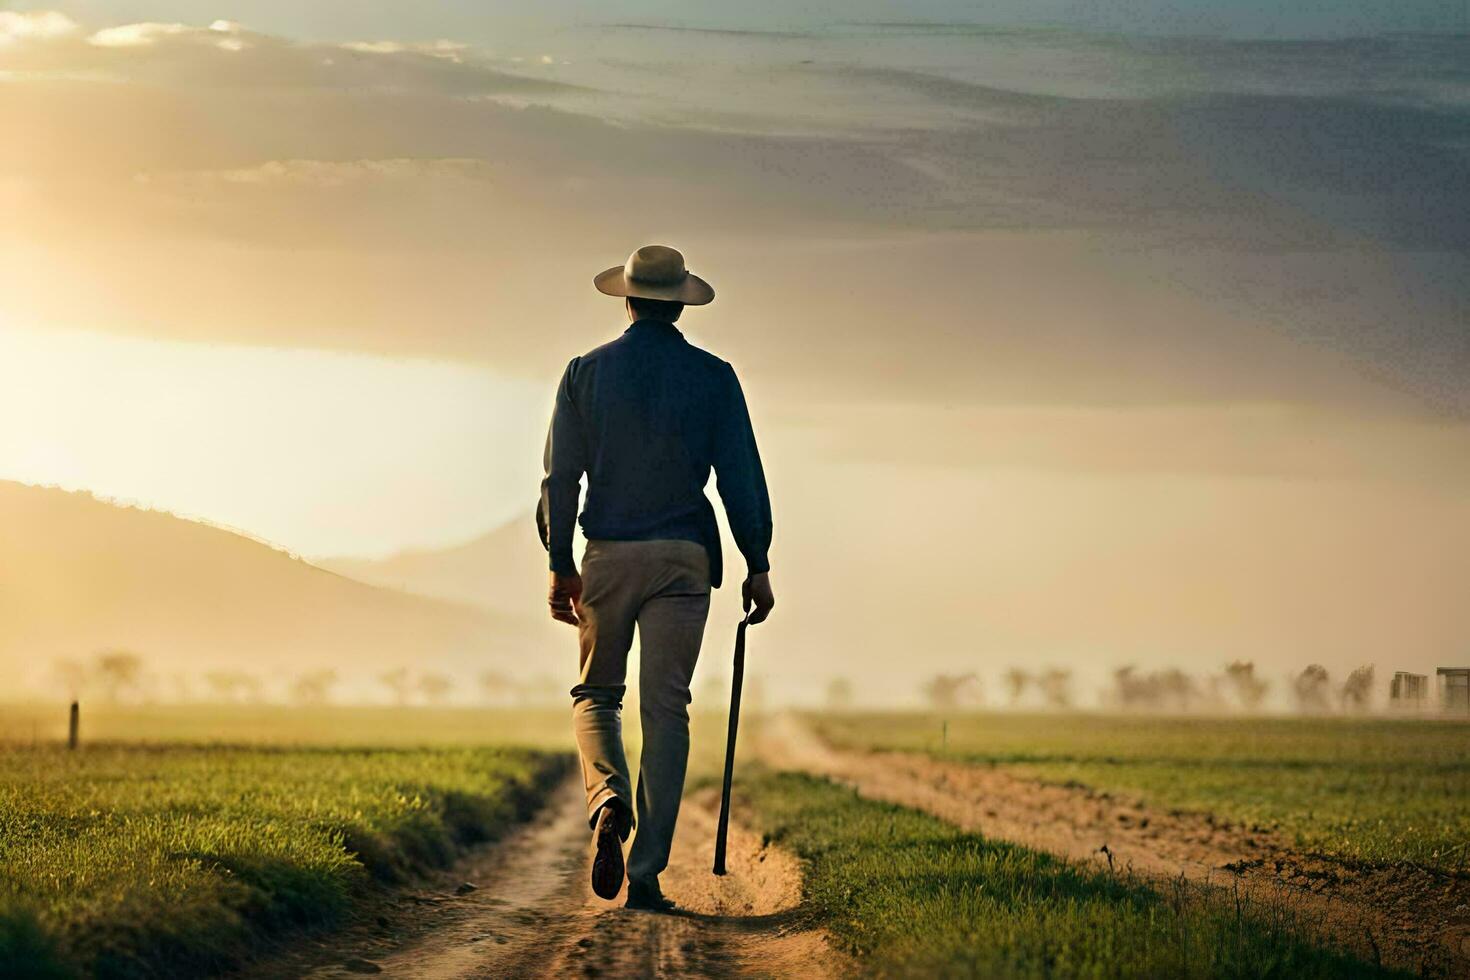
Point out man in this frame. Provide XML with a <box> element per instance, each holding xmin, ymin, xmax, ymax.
<box><xmin>537</xmin><ymin>244</ymin><xmax>775</xmax><ymax>913</ymax></box>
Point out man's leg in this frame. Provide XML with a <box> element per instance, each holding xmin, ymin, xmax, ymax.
<box><xmin>571</xmin><ymin>541</ymin><xmax>645</xmax><ymax>828</ymax></box>
<box><xmin>626</xmin><ymin>541</ymin><xmax>711</xmax><ymax>894</ymax></box>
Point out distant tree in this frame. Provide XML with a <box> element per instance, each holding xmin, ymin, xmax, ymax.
<box><xmin>1111</xmin><ymin>665</ymin><xmax>1135</xmax><ymax>706</ymax></box>
<box><xmin>291</xmin><ymin>669</ymin><xmax>338</xmax><ymax>705</ymax></box>
<box><xmin>1223</xmin><ymin>660</ymin><xmax>1269</xmax><ymax>711</ymax></box>
<box><xmin>1112</xmin><ymin>665</ymin><xmax>1157</xmax><ymax>709</ymax></box>
<box><xmin>1339</xmin><ymin>665</ymin><xmax>1375</xmax><ymax>713</ymax></box>
<box><xmin>921</xmin><ymin>673</ymin><xmax>982</xmax><ymax>711</ymax></box>
<box><xmin>205</xmin><ymin>671</ymin><xmax>241</xmax><ymax>702</ymax></box>
<box><xmin>479</xmin><ymin>670</ymin><xmax>516</xmax><ymax>705</ymax></box>
<box><xmin>1003</xmin><ymin>668</ymin><xmax>1031</xmax><ymax>706</ymax></box>
<box><xmin>1157</xmin><ymin>669</ymin><xmax>1199</xmax><ymax>712</ymax></box>
<box><xmin>93</xmin><ymin>650</ymin><xmax>144</xmax><ymax>703</ymax></box>
<box><xmin>203</xmin><ymin>671</ymin><xmax>261</xmax><ymax>702</ymax></box>
<box><xmin>419</xmin><ymin>672</ymin><xmax>454</xmax><ymax>705</ymax></box>
<box><xmin>1111</xmin><ymin>666</ymin><xmax>1209</xmax><ymax>712</ymax></box>
<box><xmin>1292</xmin><ymin>664</ymin><xmax>1332</xmax><ymax>713</ymax></box>
<box><xmin>380</xmin><ymin>667</ymin><xmax>414</xmax><ymax>706</ymax></box>
<box><xmin>825</xmin><ymin>677</ymin><xmax>854</xmax><ymax>711</ymax></box>
<box><xmin>1037</xmin><ymin>668</ymin><xmax>1073</xmax><ymax>710</ymax></box>
<box><xmin>236</xmin><ymin>673</ymin><xmax>265</xmax><ymax>703</ymax></box>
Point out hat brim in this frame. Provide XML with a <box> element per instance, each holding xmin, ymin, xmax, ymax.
<box><xmin>594</xmin><ymin>266</ymin><xmax>715</xmax><ymax>305</ymax></box>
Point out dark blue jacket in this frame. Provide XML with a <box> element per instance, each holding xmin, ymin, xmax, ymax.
<box><xmin>537</xmin><ymin>319</ymin><xmax>772</xmax><ymax>589</ymax></box>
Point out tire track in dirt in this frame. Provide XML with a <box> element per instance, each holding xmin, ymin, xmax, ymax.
<box><xmin>267</xmin><ymin>774</ymin><xmax>839</xmax><ymax>979</ymax></box>
<box><xmin>757</xmin><ymin>713</ymin><xmax>1470</xmax><ymax>978</ymax></box>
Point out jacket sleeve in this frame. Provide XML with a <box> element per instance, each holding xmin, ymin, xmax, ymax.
<box><xmin>712</xmin><ymin>362</ymin><xmax>773</xmax><ymax>577</ymax></box>
<box><xmin>537</xmin><ymin>358</ymin><xmax>587</xmax><ymax>575</ymax></box>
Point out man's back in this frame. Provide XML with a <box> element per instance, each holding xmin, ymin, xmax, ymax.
<box><xmin>538</xmin><ymin>245</ymin><xmax>774</xmax><ymax>912</ymax></box>
<box><xmin>539</xmin><ymin>318</ymin><xmax>771</xmax><ymax>590</ymax></box>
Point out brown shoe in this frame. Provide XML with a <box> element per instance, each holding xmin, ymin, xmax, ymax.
<box><xmin>590</xmin><ymin>802</ymin><xmax>627</xmax><ymax>900</ymax></box>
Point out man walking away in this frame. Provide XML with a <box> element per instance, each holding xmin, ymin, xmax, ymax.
<box><xmin>537</xmin><ymin>244</ymin><xmax>775</xmax><ymax>912</ymax></box>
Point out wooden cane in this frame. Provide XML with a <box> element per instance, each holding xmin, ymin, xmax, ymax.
<box><xmin>712</xmin><ymin>608</ymin><xmax>750</xmax><ymax>876</ymax></box>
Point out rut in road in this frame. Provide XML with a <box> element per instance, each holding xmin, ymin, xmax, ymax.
<box><xmin>299</xmin><ymin>774</ymin><xmax>838</xmax><ymax>980</ymax></box>
<box><xmin>757</xmin><ymin>713</ymin><xmax>1470</xmax><ymax>978</ymax></box>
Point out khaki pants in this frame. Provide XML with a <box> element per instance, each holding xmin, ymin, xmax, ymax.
<box><xmin>571</xmin><ymin>539</ymin><xmax>711</xmax><ymax>885</ymax></box>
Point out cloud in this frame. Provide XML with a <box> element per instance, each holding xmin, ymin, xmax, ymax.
<box><xmin>143</xmin><ymin>157</ymin><xmax>497</xmax><ymax>188</ymax></box>
<box><xmin>791</xmin><ymin>401</ymin><xmax>1470</xmax><ymax>486</ymax></box>
<box><xmin>340</xmin><ymin>38</ymin><xmax>470</xmax><ymax>62</ymax></box>
<box><xmin>341</xmin><ymin>40</ymin><xmax>407</xmax><ymax>54</ymax></box>
<box><xmin>0</xmin><ymin>10</ymin><xmax>77</xmax><ymax>44</ymax></box>
<box><xmin>87</xmin><ymin>22</ymin><xmax>191</xmax><ymax>47</ymax></box>
<box><xmin>1</xmin><ymin>17</ymin><xmax>1466</xmax><ymax>426</ymax></box>
<box><xmin>4</xmin><ymin>13</ymin><xmax>577</xmax><ymax>98</ymax></box>
<box><xmin>603</xmin><ymin>23</ymin><xmax>814</xmax><ymax>39</ymax></box>
<box><xmin>3</xmin><ymin>13</ymin><xmax>1466</xmax><ymax>676</ymax></box>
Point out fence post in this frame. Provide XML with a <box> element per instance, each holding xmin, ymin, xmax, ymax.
<box><xmin>68</xmin><ymin>701</ymin><xmax>79</xmax><ymax>750</ymax></box>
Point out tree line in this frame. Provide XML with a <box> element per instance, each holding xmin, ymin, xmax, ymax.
<box><xmin>825</xmin><ymin>661</ymin><xmax>1385</xmax><ymax>713</ymax></box>
<box><xmin>46</xmin><ymin>652</ymin><xmax>565</xmax><ymax>707</ymax></box>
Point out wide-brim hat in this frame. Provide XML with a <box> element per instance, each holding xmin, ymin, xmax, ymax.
<box><xmin>594</xmin><ymin>244</ymin><xmax>715</xmax><ymax>305</ymax></box>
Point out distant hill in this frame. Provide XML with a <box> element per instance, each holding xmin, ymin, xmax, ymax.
<box><xmin>317</xmin><ymin>517</ymin><xmax>554</xmax><ymax>618</ymax></box>
<box><xmin>0</xmin><ymin>482</ymin><xmax>550</xmax><ymax>697</ymax></box>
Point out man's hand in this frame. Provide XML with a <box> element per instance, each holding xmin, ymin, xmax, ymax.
<box><xmin>548</xmin><ymin>571</ymin><xmax>583</xmax><ymax>626</ymax></box>
<box><xmin>742</xmin><ymin>571</ymin><xmax>775</xmax><ymax>625</ymax></box>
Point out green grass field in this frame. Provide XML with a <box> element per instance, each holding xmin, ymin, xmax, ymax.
<box><xmin>742</xmin><ymin>771</ymin><xmax>1399</xmax><ymax>979</ymax></box>
<box><xmin>0</xmin><ymin>702</ymin><xmax>575</xmax><ymax>750</ymax></box>
<box><xmin>812</xmin><ymin>712</ymin><xmax>1470</xmax><ymax>873</ymax></box>
<box><xmin>0</xmin><ymin>708</ymin><xmax>567</xmax><ymax>975</ymax></box>
<box><xmin>8</xmin><ymin>702</ymin><xmax>1442</xmax><ymax>978</ymax></box>
<box><xmin>0</xmin><ymin>700</ymin><xmax>733</xmax><ymax>768</ymax></box>
<box><xmin>0</xmin><ymin>701</ymin><xmax>742</xmax><ymax>977</ymax></box>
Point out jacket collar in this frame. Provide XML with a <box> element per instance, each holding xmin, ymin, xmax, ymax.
<box><xmin>625</xmin><ymin>318</ymin><xmax>684</xmax><ymax>339</ymax></box>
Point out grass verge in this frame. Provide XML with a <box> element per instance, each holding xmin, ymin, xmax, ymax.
<box><xmin>0</xmin><ymin>743</ymin><xmax>567</xmax><ymax>978</ymax></box>
<box><xmin>743</xmin><ymin>770</ymin><xmax>1404</xmax><ymax>979</ymax></box>
<box><xmin>0</xmin><ymin>703</ymin><xmax>573</xmax><ymax>750</ymax></box>
<box><xmin>813</xmin><ymin>712</ymin><xmax>1470</xmax><ymax>873</ymax></box>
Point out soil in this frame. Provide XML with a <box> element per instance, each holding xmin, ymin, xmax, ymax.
<box><xmin>756</xmin><ymin>713</ymin><xmax>1470</xmax><ymax>978</ymax></box>
<box><xmin>245</xmin><ymin>712</ymin><xmax>1468</xmax><ymax>978</ymax></box>
<box><xmin>244</xmin><ymin>775</ymin><xmax>842</xmax><ymax>979</ymax></box>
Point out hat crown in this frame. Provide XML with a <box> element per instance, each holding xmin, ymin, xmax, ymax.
<box><xmin>593</xmin><ymin>244</ymin><xmax>713</xmax><ymax>305</ymax></box>
<box><xmin>625</xmin><ymin>245</ymin><xmax>687</xmax><ymax>286</ymax></box>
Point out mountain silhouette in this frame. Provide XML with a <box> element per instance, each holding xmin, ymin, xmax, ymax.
<box><xmin>318</xmin><ymin>517</ymin><xmax>555</xmax><ymax>618</ymax></box>
<box><xmin>0</xmin><ymin>481</ymin><xmax>547</xmax><ymax>697</ymax></box>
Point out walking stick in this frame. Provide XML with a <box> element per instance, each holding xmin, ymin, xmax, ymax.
<box><xmin>712</xmin><ymin>603</ymin><xmax>750</xmax><ymax>876</ymax></box>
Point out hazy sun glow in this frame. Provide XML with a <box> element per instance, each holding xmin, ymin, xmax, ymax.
<box><xmin>2</xmin><ymin>2</ymin><xmax>1467</xmax><ymax>703</ymax></box>
<box><xmin>0</xmin><ymin>324</ymin><xmax>545</xmax><ymax>557</ymax></box>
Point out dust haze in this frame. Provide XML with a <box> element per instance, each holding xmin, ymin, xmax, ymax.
<box><xmin>2</xmin><ymin>4</ymin><xmax>1467</xmax><ymax>708</ymax></box>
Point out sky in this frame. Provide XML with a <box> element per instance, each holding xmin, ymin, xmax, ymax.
<box><xmin>0</xmin><ymin>327</ymin><xmax>545</xmax><ymax>554</ymax></box>
<box><xmin>16</xmin><ymin>1</ymin><xmax>1470</xmax><ymax>39</ymax></box>
<box><xmin>2</xmin><ymin>3</ymin><xmax>1468</xmax><ymax>699</ymax></box>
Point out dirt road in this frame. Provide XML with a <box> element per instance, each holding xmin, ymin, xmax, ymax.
<box><xmin>260</xmin><ymin>775</ymin><xmax>837</xmax><ymax>980</ymax></box>
<box><xmin>757</xmin><ymin>713</ymin><xmax>1470</xmax><ymax>977</ymax></box>
<box><xmin>249</xmin><ymin>713</ymin><xmax>1466</xmax><ymax>978</ymax></box>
